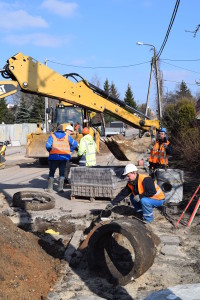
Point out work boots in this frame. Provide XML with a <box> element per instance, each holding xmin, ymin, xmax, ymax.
<box><xmin>45</xmin><ymin>177</ymin><xmax>54</xmax><ymax>193</ymax></box>
<box><xmin>58</xmin><ymin>177</ymin><xmax>65</xmax><ymax>193</ymax></box>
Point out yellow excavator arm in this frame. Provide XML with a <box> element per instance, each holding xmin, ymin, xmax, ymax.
<box><xmin>0</xmin><ymin>52</ymin><xmax>160</xmax><ymax>131</ymax></box>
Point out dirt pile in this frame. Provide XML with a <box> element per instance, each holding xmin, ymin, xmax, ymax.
<box><xmin>0</xmin><ymin>213</ymin><xmax>62</xmax><ymax>300</ymax></box>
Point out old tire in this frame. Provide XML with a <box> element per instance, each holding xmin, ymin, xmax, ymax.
<box><xmin>12</xmin><ymin>191</ymin><xmax>55</xmax><ymax>211</ymax></box>
<box><xmin>87</xmin><ymin>218</ymin><xmax>158</xmax><ymax>286</ymax></box>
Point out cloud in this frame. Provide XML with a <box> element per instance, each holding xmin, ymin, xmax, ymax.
<box><xmin>0</xmin><ymin>9</ymin><xmax>48</xmax><ymax>30</ymax></box>
<box><xmin>41</xmin><ymin>0</ymin><xmax>78</xmax><ymax>17</ymax></box>
<box><xmin>4</xmin><ymin>33</ymin><xmax>73</xmax><ymax>48</ymax></box>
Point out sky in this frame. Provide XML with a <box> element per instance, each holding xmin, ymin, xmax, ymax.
<box><xmin>1</xmin><ymin>0</ymin><xmax>200</xmax><ymax>111</ymax></box>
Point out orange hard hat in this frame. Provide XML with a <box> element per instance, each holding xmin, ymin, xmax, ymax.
<box><xmin>82</xmin><ymin>127</ymin><xmax>90</xmax><ymax>135</ymax></box>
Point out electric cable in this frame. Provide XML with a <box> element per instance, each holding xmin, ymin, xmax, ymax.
<box><xmin>157</xmin><ymin>0</ymin><xmax>181</xmax><ymax>59</ymax></box>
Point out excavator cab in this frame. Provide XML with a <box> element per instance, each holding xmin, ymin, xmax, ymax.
<box><xmin>26</xmin><ymin>102</ymin><xmax>101</xmax><ymax>163</ymax></box>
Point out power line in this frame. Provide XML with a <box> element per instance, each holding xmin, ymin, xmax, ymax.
<box><xmin>163</xmin><ymin>79</ymin><xmax>197</xmax><ymax>86</ymax></box>
<box><xmin>162</xmin><ymin>61</ymin><xmax>200</xmax><ymax>74</ymax></box>
<box><xmin>47</xmin><ymin>59</ymin><xmax>150</xmax><ymax>69</ymax></box>
<box><xmin>157</xmin><ymin>0</ymin><xmax>181</xmax><ymax>59</ymax></box>
<box><xmin>162</xmin><ymin>58</ymin><xmax>200</xmax><ymax>62</ymax></box>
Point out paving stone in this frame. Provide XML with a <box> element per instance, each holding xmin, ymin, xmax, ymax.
<box><xmin>160</xmin><ymin>235</ymin><xmax>181</xmax><ymax>245</ymax></box>
<box><xmin>144</xmin><ymin>283</ymin><xmax>200</xmax><ymax>300</ymax></box>
<box><xmin>161</xmin><ymin>244</ymin><xmax>185</xmax><ymax>257</ymax></box>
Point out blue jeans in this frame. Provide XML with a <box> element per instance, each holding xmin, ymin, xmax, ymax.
<box><xmin>48</xmin><ymin>160</ymin><xmax>67</xmax><ymax>178</ymax></box>
<box><xmin>130</xmin><ymin>194</ymin><xmax>165</xmax><ymax>222</ymax></box>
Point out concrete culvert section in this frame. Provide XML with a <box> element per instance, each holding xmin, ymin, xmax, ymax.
<box><xmin>87</xmin><ymin>218</ymin><xmax>160</xmax><ymax>286</ymax></box>
<box><xmin>12</xmin><ymin>191</ymin><xmax>55</xmax><ymax>211</ymax></box>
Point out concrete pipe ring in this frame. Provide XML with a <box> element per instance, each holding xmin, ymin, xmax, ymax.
<box><xmin>87</xmin><ymin>218</ymin><xmax>159</xmax><ymax>286</ymax></box>
<box><xmin>12</xmin><ymin>191</ymin><xmax>55</xmax><ymax>211</ymax></box>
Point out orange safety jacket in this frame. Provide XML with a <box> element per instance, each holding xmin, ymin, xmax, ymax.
<box><xmin>128</xmin><ymin>173</ymin><xmax>165</xmax><ymax>200</ymax></box>
<box><xmin>149</xmin><ymin>140</ymin><xmax>170</xmax><ymax>165</ymax></box>
<box><xmin>50</xmin><ymin>133</ymin><xmax>71</xmax><ymax>155</ymax></box>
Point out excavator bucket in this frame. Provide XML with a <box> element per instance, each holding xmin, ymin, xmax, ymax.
<box><xmin>100</xmin><ymin>134</ymin><xmax>151</xmax><ymax>162</ymax></box>
<box><xmin>26</xmin><ymin>133</ymin><xmax>50</xmax><ymax>158</ymax></box>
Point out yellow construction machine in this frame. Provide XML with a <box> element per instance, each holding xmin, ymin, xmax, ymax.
<box><xmin>0</xmin><ymin>52</ymin><xmax>160</xmax><ymax>162</ymax></box>
<box><xmin>26</xmin><ymin>102</ymin><xmax>100</xmax><ymax>164</ymax></box>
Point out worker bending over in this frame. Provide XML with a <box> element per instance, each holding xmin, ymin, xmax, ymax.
<box><xmin>149</xmin><ymin>127</ymin><xmax>172</xmax><ymax>177</ymax></box>
<box><xmin>105</xmin><ymin>164</ymin><xmax>165</xmax><ymax>223</ymax></box>
<box><xmin>46</xmin><ymin>124</ymin><xmax>78</xmax><ymax>192</ymax></box>
<box><xmin>78</xmin><ymin>127</ymin><xmax>97</xmax><ymax>166</ymax></box>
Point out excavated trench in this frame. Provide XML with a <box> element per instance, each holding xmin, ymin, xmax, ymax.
<box><xmin>11</xmin><ymin>190</ymin><xmax>160</xmax><ymax>288</ymax></box>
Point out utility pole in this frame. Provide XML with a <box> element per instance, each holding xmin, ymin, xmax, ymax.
<box><xmin>44</xmin><ymin>59</ymin><xmax>48</xmax><ymax>133</ymax></box>
<box><xmin>154</xmin><ymin>55</ymin><xmax>162</xmax><ymax>119</ymax></box>
<box><xmin>145</xmin><ymin>57</ymin><xmax>154</xmax><ymax>116</ymax></box>
<box><xmin>136</xmin><ymin>41</ymin><xmax>162</xmax><ymax>120</ymax></box>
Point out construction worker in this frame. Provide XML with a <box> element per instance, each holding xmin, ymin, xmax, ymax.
<box><xmin>35</xmin><ymin>123</ymin><xmax>42</xmax><ymax>134</ymax></box>
<box><xmin>105</xmin><ymin>163</ymin><xmax>165</xmax><ymax>223</ymax></box>
<box><xmin>149</xmin><ymin>127</ymin><xmax>172</xmax><ymax>177</ymax></box>
<box><xmin>46</xmin><ymin>124</ymin><xmax>78</xmax><ymax>193</ymax></box>
<box><xmin>78</xmin><ymin>127</ymin><xmax>97</xmax><ymax>166</ymax></box>
<box><xmin>64</xmin><ymin>125</ymin><xmax>75</xmax><ymax>185</ymax></box>
<box><xmin>0</xmin><ymin>141</ymin><xmax>9</xmax><ymax>169</ymax></box>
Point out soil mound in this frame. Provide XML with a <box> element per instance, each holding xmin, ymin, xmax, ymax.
<box><xmin>0</xmin><ymin>214</ymin><xmax>61</xmax><ymax>300</ymax></box>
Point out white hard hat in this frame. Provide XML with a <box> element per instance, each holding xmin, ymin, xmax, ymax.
<box><xmin>123</xmin><ymin>164</ymin><xmax>138</xmax><ymax>175</ymax></box>
<box><xmin>65</xmin><ymin>125</ymin><xmax>73</xmax><ymax>132</ymax></box>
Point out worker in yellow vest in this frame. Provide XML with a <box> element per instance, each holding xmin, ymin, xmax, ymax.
<box><xmin>105</xmin><ymin>164</ymin><xmax>165</xmax><ymax>223</ymax></box>
<box><xmin>78</xmin><ymin>127</ymin><xmax>97</xmax><ymax>166</ymax></box>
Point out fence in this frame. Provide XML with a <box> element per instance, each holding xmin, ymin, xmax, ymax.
<box><xmin>0</xmin><ymin>123</ymin><xmax>37</xmax><ymax>146</ymax></box>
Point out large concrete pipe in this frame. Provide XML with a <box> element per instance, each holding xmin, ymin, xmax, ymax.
<box><xmin>87</xmin><ymin>218</ymin><xmax>160</xmax><ymax>286</ymax></box>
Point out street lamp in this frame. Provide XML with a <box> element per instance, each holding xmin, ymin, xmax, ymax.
<box><xmin>136</xmin><ymin>42</ymin><xmax>162</xmax><ymax>119</ymax></box>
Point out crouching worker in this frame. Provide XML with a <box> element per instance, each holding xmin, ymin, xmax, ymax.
<box><xmin>46</xmin><ymin>124</ymin><xmax>78</xmax><ymax>193</ymax></box>
<box><xmin>78</xmin><ymin>127</ymin><xmax>97</xmax><ymax>166</ymax></box>
<box><xmin>105</xmin><ymin>164</ymin><xmax>165</xmax><ymax>223</ymax></box>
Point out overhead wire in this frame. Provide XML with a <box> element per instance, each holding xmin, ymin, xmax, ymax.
<box><xmin>47</xmin><ymin>59</ymin><xmax>150</xmax><ymax>69</ymax></box>
<box><xmin>157</xmin><ymin>0</ymin><xmax>181</xmax><ymax>59</ymax></box>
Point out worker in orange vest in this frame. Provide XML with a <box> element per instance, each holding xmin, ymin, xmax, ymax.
<box><xmin>46</xmin><ymin>124</ymin><xmax>78</xmax><ymax>193</ymax></box>
<box><xmin>105</xmin><ymin>164</ymin><xmax>165</xmax><ymax>222</ymax></box>
<box><xmin>149</xmin><ymin>127</ymin><xmax>172</xmax><ymax>178</ymax></box>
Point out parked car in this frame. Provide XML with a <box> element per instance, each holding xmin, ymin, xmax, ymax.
<box><xmin>104</xmin><ymin>121</ymin><xmax>126</xmax><ymax>137</ymax></box>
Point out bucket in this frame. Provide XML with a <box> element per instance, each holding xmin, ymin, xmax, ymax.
<box><xmin>156</xmin><ymin>169</ymin><xmax>184</xmax><ymax>204</ymax></box>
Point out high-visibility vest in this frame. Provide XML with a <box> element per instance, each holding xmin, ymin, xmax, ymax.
<box><xmin>149</xmin><ymin>140</ymin><xmax>170</xmax><ymax>165</ymax></box>
<box><xmin>50</xmin><ymin>133</ymin><xmax>71</xmax><ymax>155</ymax></box>
<box><xmin>78</xmin><ymin>135</ymin><xmax>96</xmax><ymax>166</ymax></box>
<box><xmin>128</xmin><ymin>173</ymin><xmax>165</xmax><ymax>200</ymax></box>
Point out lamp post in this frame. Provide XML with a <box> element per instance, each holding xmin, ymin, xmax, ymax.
<box><xmin>44</xmin><ymin>58</ymin><xmax>49</xmax><ymax>133</ymax></box>
<box><xmin>136</xmin><ymin>42</ymin><xmax>162</xmax><ymax>119</ymax></box>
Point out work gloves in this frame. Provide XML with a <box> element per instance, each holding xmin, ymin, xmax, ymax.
<box><xmin>134</xmin><ymin>195</ymin><xmax>140</xmax><ymax>202</ymax></box>
<box><xmin>105</xmin><ymin>203</ymin><xmax>114</xmax><ymax>210</ymax></box>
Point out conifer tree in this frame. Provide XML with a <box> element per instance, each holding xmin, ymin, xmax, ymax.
<box><xmin>104</xmin><ymin>79</ymin><xmax>110</xmax><ymax>95</ymax></box>
<box><xmin>15</xmin><ymin>96</ymin><xmax>30</xmax><ymax>123</ymax></box>
<box><xmin>110</xmin><ymin>81</ymin><xmax>120</xmax><ymax>99</ymax></box>
<box><xmin>176</xmin><ymin>80</ymin><xmax>192</xmax><ymax>99</ymax></box>
<box><xmin>29</xmin><ymin>96</ymin><xmax>45</xmax><ymax>123</ymax></box>
<box><xmin>0</xmin><ymin>98</ymin><xmax>15</xmax><ymax>124</ymax></box>
<box><xmin>124</xmin><ymin>84</ymin><xmax>137</xmax><ymax>109</ymax></box>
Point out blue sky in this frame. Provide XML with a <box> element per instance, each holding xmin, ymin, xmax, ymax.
<box><xmin>1</xmin><ymin>0</ymin><xmax>200</xmax><ymax>110</ymax></box>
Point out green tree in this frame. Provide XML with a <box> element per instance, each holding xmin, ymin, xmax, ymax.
<box><xmin>176</xmin><ymin>80</ymin><xmax>192</xmax><ymax>99</ymax></box>
<box><xmin>162</xmin><ymin>98</ymin><xmax>196</xmax><ymax>138</ymax></box>
<box><xmin>15</xmin><ymin>96</ymin><xmax>30</xmax><ymax>123</ymax></box>
<box><xmin>0</xmin><ymin>98</ymin><xmax>15</xmax><ymax>124</ymax></box>
<box><xmin>110</xmin><ymin>81</ymin><xmax>120</xmax><ymax>99</ymax></box>
<box><xmin>103</xmin><ymin>79</ymin><xmax>110</xmax><ymax>94</ymax></box>
<box><xmin>29</xmin><ymin>96</ymin><xmax>45</xmax><ymax>123</ymax></box>
<box><xmin>124</xmin><ymin>84</ymin><xmax>137</xmax><ymax>109</ymax></box>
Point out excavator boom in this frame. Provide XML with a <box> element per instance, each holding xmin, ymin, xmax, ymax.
<box><xmin>0</xmin><ymin>53</ymin><xmax>160</xmax><ymax>131</ymax></box>
<box><xmin>0</xmin><ymin>53</ymin><xmax>160</xmax><ymax>162</ymax></box>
